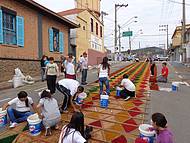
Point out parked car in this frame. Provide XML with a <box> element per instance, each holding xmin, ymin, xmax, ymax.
<box><xmin>157</xmin><ymin>56</ymin><xmax>168</xmax><ymax>61</ymax></box>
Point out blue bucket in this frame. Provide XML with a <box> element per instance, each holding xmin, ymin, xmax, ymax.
<box><xmin>172</xmin><ymin>82</ymin><xmax>179</xmax><ymax>92</ymax></box>
<box><xmin>139</xmin><ymin>124</ymin><xmax>155</xmax><ymax>143</ymax></box>
<box><xmin>116</xmin><ymin>90</ymin><xmax>121</xmax><ymax>96</ymax></box>
<box><xmin>27</xmin><ymin>114</ymin><xmax>42</xmax><ymax>136</ymax></box>
<box><xmin>0</xmin><ymin>108</ymin><xmax>7</xmax><ymax>127</ymax></box>
<box><xmin>100</xmin><ymin>94</ymin><xmax>109</xmax><ymax>108</ymax></box>
<box><xmin>139</xmin><ymin>134</ymin><xmax>155</xmax><ymax>143</ymax></box>
<box><xmin>76</xmin><ymin>97</ymin><xmax>84</xmax><ymax>105</ymax></box>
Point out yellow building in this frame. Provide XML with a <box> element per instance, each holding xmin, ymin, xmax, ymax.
<box><xmin>171</xmin><ymin>24</ymin><xmax>190</xmax><ymax>61</ymax></box>
<box><xmin>59</xmin><ymin>0</ymin><xmax>105</xmax><ymax>65</ymax></box>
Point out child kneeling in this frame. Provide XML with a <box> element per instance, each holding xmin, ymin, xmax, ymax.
<box><xmin>37</xmin><ymin>90</ymin><xmax>61</xmax><ymax>136</ymax></box>
<box><xmin>120</xmin><ymin>74</ymin><xmax>136</xmax><ymax>101</ymax></box>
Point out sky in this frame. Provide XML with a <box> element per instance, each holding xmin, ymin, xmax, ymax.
<box><xmin>34</xmin><ymin>0</ymin><xmax>190</xmax><ymax>52</ymax></box>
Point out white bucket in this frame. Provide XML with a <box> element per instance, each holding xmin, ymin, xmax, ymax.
<box><xmin>172</xmin><ymin>82</ymin><xmax>179</xmax><ymax>91</ymax></box>
<box><xmin>27</xmin><ymin>114</ymin><xmax>42</xmax><ymax>136</ymax></box>
<box><xmin>139</xmin><ymin>124</ymin><xmax>155</xmax><ymax>137</ymax></box>
<box><xmin>0</xmin><ymin>108</ymin><xmax>7</xmax><ymax>127</ymax></box>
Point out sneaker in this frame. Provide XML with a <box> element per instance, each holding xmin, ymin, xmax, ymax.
<box><xmin>45</xmin><ymin>127</ymin><xmax>52</xmax><ymax>136</ymax></box>
<box><xmin>124</xmin><ymin>96</ymin><xmax>131</xmax><ymax>101</ymax></box>
<box><xmin>9</xmin><ymin>122</ymin><xmax>18</xmax><ymax>128</ymax></box>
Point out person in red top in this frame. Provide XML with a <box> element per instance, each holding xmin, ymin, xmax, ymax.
<box><xmin>157</xmin><ymin>62</ymin><xmax>169</xmax><ymax>82</ymax></box>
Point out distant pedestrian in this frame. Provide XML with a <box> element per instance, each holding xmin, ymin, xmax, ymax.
<box><xmin>64</xmin><ymin>54</ymin><xmax>76</xmax><ymax>79</ymax></box>
<box><xmin>80</xmin><ymin>52</ymin><xmax>88</xmax><ymax>85</ymax></box>
<box><xmin>120</xmin><ymin>74</ymin><xmax>136</xmax><ymax>101</ymax></box>
<box><xmin>151</xmin><ymin>113</ymin><xmax>174</xmax><ymax>143</ymax></box>
<box><xmin>157</xmin><ymin>62</ymin><xmax>168</xmax><ymax>83</ymax></box>
<box><xmin>98</xmin><ymin>57</ymin><xmax>110</xmax><ymax>95</ymax></box>
<box><xmin>150</xmin><ymin>62</ymin><xmax>156</xmax><ymax>76</ymax></box>
<box><xmin>40</xmin><ymin>55</ymin><xmax>47</xmax><ymax>81</ymax></box>
<box><xmin>46</xmin><ymin>57</ymin><xmax>59</xmax><ymax>94</ymax></box>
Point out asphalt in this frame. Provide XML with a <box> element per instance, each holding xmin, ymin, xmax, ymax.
<box><xmin>146</xmin><ymin>61</ymin><xmax>190</xmax><ymax>143</ymax></box>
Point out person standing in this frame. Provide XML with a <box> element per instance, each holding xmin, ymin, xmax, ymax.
<box><xmin>80</xmin><ymin>52</ymin><xmax>88</xmax><ymax>85</ymax></box>
<box><xmin>64</xmin><ymin>54</ymin><xmax>76</xmax><ymax>79</ymax></box>
<box><xmin>46</xmin><ymin>57</ymin><xmax>59</xmax><ymax>94</ymax></box>
<box><xmin>40</xmin><ymin>55</ymin><xmax>47</xmax><ymax>81</ymax></box>
<box><xmin>98</xmin><ymin>57</ymin><xmax>110</xmax><ymax>96</ymax></box>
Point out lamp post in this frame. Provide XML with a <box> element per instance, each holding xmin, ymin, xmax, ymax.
<box><xmin>159</xmin><ymin>25</ymin><xmax>169</xmax><ymax>56</ymax></box>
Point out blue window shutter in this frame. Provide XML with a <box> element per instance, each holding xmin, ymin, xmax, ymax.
<box><xmin>0</xmin><ymin>10</ymin><xmax>3</xmax><ymax>44</ymax></box>
<box><xmin>59</xmin><ymin>32</ymin><xmax>64</xmax><ymax>53</ymax></box>
<box><xmin>16</xmin><ymin>16</ymin><xmax>24</xmax><ymax>47</ymax></box>
<box><xmin>49</xmin><ymin>28</ymin><xmax>53</xmax><ymax>52</ymax></box>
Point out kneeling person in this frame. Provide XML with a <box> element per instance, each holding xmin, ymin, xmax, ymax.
<box><xmin>120</xmin><ymin>74</ymin><xmax>136</xmax><ymax>101</ymax></box>
<box><xmin>56</xmin><ymin>79</ymin><xmax>86</xmax><ymax>113</ymax></box>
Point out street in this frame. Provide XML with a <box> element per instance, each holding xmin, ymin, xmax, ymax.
<box><xmin>0</xmin><ymin>62</ymin><xmax>130</xmax><ymax>107</ymax></box>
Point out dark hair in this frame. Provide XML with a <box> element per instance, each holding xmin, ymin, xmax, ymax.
<box><xmin>18</xmin><ymin>91</ymin><xmax>29</xmax><ymax>107</ymax></box>
<box><xmin>41</xmin><ymin>55</ymin><xmax>46</xmax><ymax>60</ymax></box>
<box><xmin>162</xmin><ymin>62</ymin><xmax>167</xmax><ymax>66</ymax></box>
<box><xmin>101</xmin><ymin>57</ymin><xmax>110</xmax><ymax>70</ymax></box>
<box><xmin>78</xmin><ymin>86</ymin><xmax>84</xmax><ymax>93</ymax></box>
<box><xmin>152</xmin><ymin>113</ymin><xmax>167</xmax><ymax>128</ymax></box>
<box><xmin>40</xmin><ymin>90</ymin><xmax>51</xmax><ymax>99</ymax></box>
<box><xmin>63</xmin><ymin>112</ymin><xmax>84</xmax><ymax>141</ymax></box>
<box><xmin>123</xmin><ymin>74</ymin><xmax>129</xmax><ymax>79</ymax></box>
<box><xmin>49</xmin><ymin>57</ymin><xmax>54</xmax><ymax>61</ymax></box>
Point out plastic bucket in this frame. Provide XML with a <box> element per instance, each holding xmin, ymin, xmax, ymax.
<box><xmin>116</xmin><ymin>87</ymin><xmax>122</xmax><ymax>96</ymax></box>
<box><xmin>172</xmin><ymin>82</ymin><xmax>179</xmax><ymax>91</ymax></box>
<box><xmin>27</xmin><ymin>114</ymin><xmax>42</xmax><ymax>136</ymax></box>
<box><xmin>100</xmin><ymin>95</ymin><xmax>109</xmax><ymax>108</ymax></box>
<box><xmin>138</xmin><ymin>124</ymin><xmax>155</xmax><ymax>143</ymax></box>
<box><xmin>0</xmin><ymin>108</ymin><xmax>7</xmax><ymax>127</ymax></box>
<box><xmin>76</xmin><ymin>97</ymin><xmax>84</xmax><ymax>104</ymax></box>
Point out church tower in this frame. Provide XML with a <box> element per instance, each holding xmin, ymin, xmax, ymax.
<box><xmin>75</xmin><ymin>0</ymin><xmax>101</xmax><ymax>17</ymax></box>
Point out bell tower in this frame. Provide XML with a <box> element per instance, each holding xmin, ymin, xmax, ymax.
<box><xmin>75</xmin><ymin>0</ymin><xmax>101</xmax><ymax>17</ymax></box>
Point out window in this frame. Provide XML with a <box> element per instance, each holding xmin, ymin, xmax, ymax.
<box><xmin>96</xmin><ymin>22</ymin><xmax>98</xmax><ymax>35</ymax></box>
<box><xmin>83</xmin><ymin>26</ymin><xmax>85</xmax><ymax>30</ymax></box>
<box><xmin>90</xmin><ymin>18</ymin><xmax>93</xmax><ymax>32</ymax></box>
<box><xmin>100</xmin><ymin>26</ymin><xmax>102</xmax><ymax>37</ymax></box>
<box><xmin>53</xmin><ymin>28</ymin><xmax>59</xmax><ymax>52</ymax></box>
<box><xmin>2</xmin><ymin>9</ymin><xmax>16</xmax><ymax>45</ymax></box>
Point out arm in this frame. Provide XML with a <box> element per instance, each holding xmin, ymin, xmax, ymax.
<box><xmin>35</xmin><ymin>103</ymin><xmax>44</xmax><ymax>119</ymax></box>
<box><xmin>2</xmin><ymin>103</ymin><xmax>10</xmax><ymax>111</ymax></box>
<box><xmin>70</xmin><ymin>96</ymin><xmax>77</xmax><ymax>111</ymax></box>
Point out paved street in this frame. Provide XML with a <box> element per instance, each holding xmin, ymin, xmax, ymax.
<box><xmin>0</xmin><ymin>62</ymin><xmax>130</xmax><ymax>107</ymax></box>
<box><xmin>146</xmin><ymin>61</ymin><xmax>190</xmax><ymax>143</ymax></box>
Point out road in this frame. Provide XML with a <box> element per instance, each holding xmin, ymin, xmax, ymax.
<box><xmin>0</xmin><ymin>62</ymin><xmax>131</xmax><ymax>107</ymax></box>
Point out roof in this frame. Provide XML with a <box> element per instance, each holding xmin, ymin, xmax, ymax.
<box><xmin>58</xmin><ymin>8</ymin><xmax>85</xmax><ymax>16</ymax></box>
<box><xmin>172</xmin><ymin>24</ymin><xmax>190</xmax><ymax>39</ymax></box>
<box><xmin>15</xmin><ymin>0</ymin><xmax>79</xmax><ymax>28</ymax></box>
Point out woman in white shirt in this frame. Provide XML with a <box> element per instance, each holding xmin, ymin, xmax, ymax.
<box><xmin>46</xmin><ymin>57</ymin><xmax>59</xmax><ymax>94</ymax></box>
<box><xmin>64</xmin><ymin>54</ymin><xmax>76</xmax><ymax>79</ymax></box>
<box><xmin>98</xmin><ymin>57</ymin><xmax>110</xmax><ymax>95</ymax></box>
<box><xmin>37</xmin><ymin>90</ymin><xmax>61</xmax><ymax>136</ymax></box>
<box><xmin>120</xmin><ymin>74</ymin><xmax>136</xmax><ymax>101</ymax></box>
<box><xmin>59</xmin><ymin>112</ymin><xmax>86</xmax><ymax>143</ymax></box>
<box><xmin>2</xmin><ymin>91</ymin><xmax>35</xmax><ymax>128</ymax></box>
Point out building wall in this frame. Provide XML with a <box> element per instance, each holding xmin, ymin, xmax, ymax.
<box><xmin>0</xmin><ymin>0</ymin><xmax>70</xmax><ymax>81</ymax></box>
<box><xmin>88</xmin><ymin>48</ymin><xmax>106</xmax><ymax>65</ymax></box>
<box><xmin>172</xmin><ymin>30</ymin><xmax>181</xmax><ymax>48</ymax></box>
<box><xmin>0</xmin><ymin>0</ymin><xmax>38</xmax><ymax>59</ymax></box>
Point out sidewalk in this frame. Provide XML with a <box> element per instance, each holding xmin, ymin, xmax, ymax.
<box><xmin>0</xmin><ymin>61</ymin><xmax>123</xmax><ymax>91</ymax></box>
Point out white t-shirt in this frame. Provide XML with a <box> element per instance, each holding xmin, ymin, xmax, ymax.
<box><xmin>98</xmin><ymin>64</ymin><xmax>109</xmax><ymax>78</ymax></box>
<box><xmin>65</xmin><ymin>61</ymin><xmax>75</xmax><ymax>75</ymax></box>
<box><xmin>80</xmin><ymin>57</ymin><xmax>88</xmax><ymax>69</ymax></box>
<box><xmin>39</xmin><ymin>98</ymin><xmax>60</xmax><ymax>120</ymax></box>
<box><xmin>8</xmin><ymin>97</ymin><xmax>33</xmax><ymax>112</ymax></box>
<box><xmin>121</xmin><ymin>78</ymin><xmax>136</xmax><ymax>91</ymax></box>
<box><xmin>46</xmin><ymin>63</ymin><xmax>59</xmax><ymax>76</ymax></box>
<box><xmin>59</xmin><ymin>126</ymin><xmax>86</xmax><ymax>143</ymax></box>
<box><xmin>58</xmin><ymin>79</ymin><xmax>80</xmax><ymax>96</ymax></box>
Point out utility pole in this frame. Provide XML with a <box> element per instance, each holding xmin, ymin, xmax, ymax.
<box><xmin>118</xmin><ymin>25</ymin><xmax>121</xmax><ymax>54</ymax></box>
<box><xmin>101</xmin><ymin>11</ymin><xmax>108</xmax><ymax>24</ymax></box>
<box><xmin>181</xmin><ymin>0</ymin><xmax>186</xmax><ymax>62</ymax></box>
<box><xmin>128</xmin><ymin>28</ymin><xmax>132</xmax><ymax>55</ymax></box>
<box><xmin>159</xmin><ymin>25</ymin><xmax>168</xmax><ymax>56</ymax></box>
<box><xmin>114</xmin><ymin>4</ymin><xmax>128</xmax><ymax>55</ymax></box>
<box><xmin>139</xmin><ymin>41</ymin><xmax>141</xmax><ymax>49</ymax></box>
